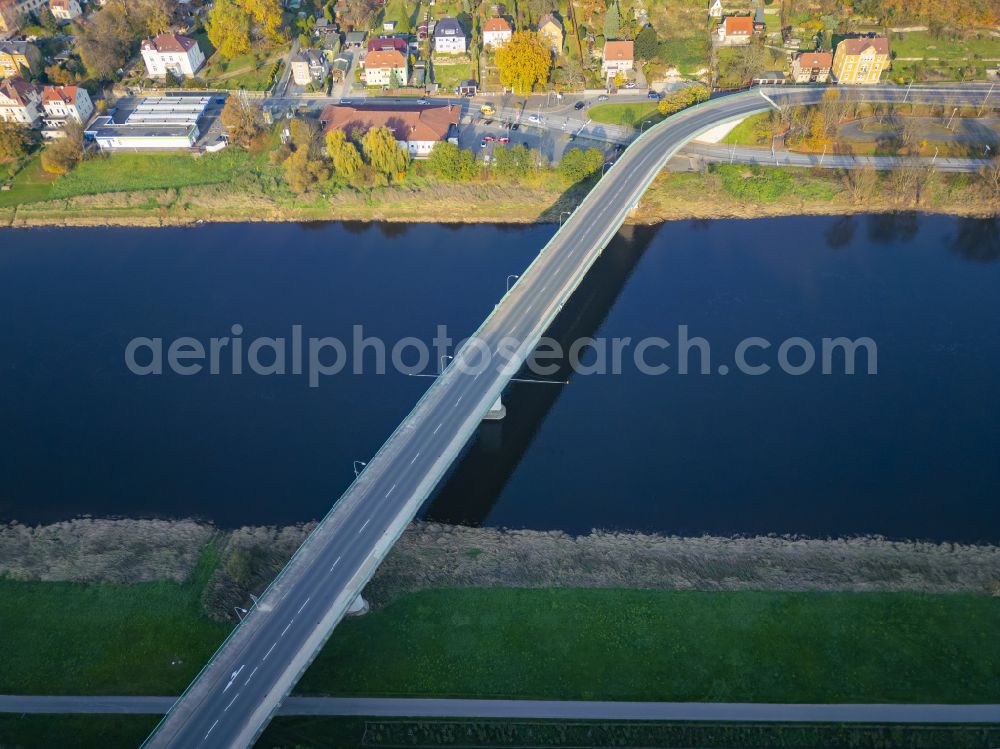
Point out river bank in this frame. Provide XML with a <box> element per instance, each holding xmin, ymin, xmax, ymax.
<box><xmin>4</xmin><ymin>519</ymin><xmax>999</xmax><ymax>621</ymax></box>
<box><xmin>1</xmin><ymin>164</ymin><xmax>996</xmax><ymax>229</ymax></box>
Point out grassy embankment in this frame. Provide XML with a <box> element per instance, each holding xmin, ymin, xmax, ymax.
<box><xmin>588</xmin><ymin>101</ymin><xmax>664</xmax><ymax>128</ymax></box>
<box><xmin>0</xmin><ymin>116</ymin><xmax>997</xmax><ymax>227</ymax></box>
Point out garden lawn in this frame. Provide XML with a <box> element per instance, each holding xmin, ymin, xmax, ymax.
<box><xmin>588</xmin><ymin>101</ymin><xmax>663</xmax><ymax>128</ymax></box>
<box><xmin>890</xmin><ymin>30</ymin><xmax>1000</xmax><ymax>63</ymax></box>
<box><xmin>297</xmin><ymin>588</ymin><xmax>1000</xmax><ymax>703</ymax></box>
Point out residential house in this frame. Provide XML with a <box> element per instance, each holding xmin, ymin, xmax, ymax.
<box><xmin>482</xmin><ymin>16</ymin><xmax>512</xmax><ymax>49</ymax></box>
<box><xmin>752</xmin><ymin>6</ymin><xmax>766</xmax><ymax>32</ymax></box>
<box><xmin>791</xmin><ymin>51</ymin><xmax>832</xmax><ymax>83</ymax></box>
<box><xmin>832</xmin><ymin>36</ymin><xmax>889</xmax><ymax>84</ymax></box>
<box><xmin>320</xmin><ymin>103</ymin><xmax>459</xmax><ymax>157</ymax></box>
<box><xmin>537</xmin><ymin>13</ymin><xmax>563</xmax><ymax>55</ymax></box>
<box><xmin>367</xmin><ymin>35</ymin><xmax>408</xmax><ymax>54</ymax></box>
<box><xmin>362</xmin><ymin>48</ymin><xmax>408</xmax><ymax>88</ymax></box>
<box><xmin>433</xmin><ymin>16</ymin><xmax>466</xmax><ymax>54</ymax></box>
<box><xmin>140</xmin><ymin>33</ymin><xmax>206</xmax><ymax>78</ymax></box>
<box><xmin>331</xmin><ymin>54</ymin><xmax>351</xmax><ymax>82</ymax></box>
<box><xmin>707</xmin><ymin>0</ymin><xmax>722</xmax><ymax>19</ymax></box>
<box><xmin>417</xmin><ymin>20</ymin><xmax>429</xmax><ymax>40</ymax></box>
<box><xmin>601</xmin><ymin>40</ymin><xmax>633</xmax><ymax>80</ymax></box>
<box><xmin>344</xmin><ymin>31</ymin><xmax>367</xmax><ymax>49</ymax></box>
<box><xmin>291</xmin><ymin>49</ymin><xmax>329</xmax><ymax>86</ymax></box>
<box><xmin>0</xmin><ymin>75</ymin><xmax>41</xmax><ymax>126</ymax></box>
<box><xmin>0</xmin><ymin>0</ymin><xmax>47</xmax><ymax>33</ymax></box>
<box><xmin>457</xmin><ymin>78</ymin><xmax>477</xmax><ymax>95</ymax></box>
<box><xmin>49</xmin><ymin>0</ymin><xmax>81</xmax><ymax>21</ymax></box>
<box><xmin>716</xmin><ymin>15</ymin><xmax>752</xmax><ymax>46</ymax></box>
<box><xmin>0</xmin><ymin>40</ymin><xmax>41</xmax><ymax>78</ymax></box>
<box><xmin>41</xmin><ymin>84</ymin><xmax>93</xmax><ymax>124</ymax></box>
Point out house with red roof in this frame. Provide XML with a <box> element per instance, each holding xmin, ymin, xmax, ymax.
<box><xmin>140</xmin><ymin>33</ymin><xmax>206</xmax><ymax>79</ymax></box>
<box><xmin>716</xmin><ymin>15</ymin><xmax>753</xmax><ymax>46</ymax></box>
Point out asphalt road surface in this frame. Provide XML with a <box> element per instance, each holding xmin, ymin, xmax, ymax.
<box><xmin>144</xmin><ymin>83</ymin><xmax>999</xmax><ymax>749</ymax></box>
<box><xmin>6</xmin><ymin>695</ymin><xmax>1000</xmax><ymax>723</ymax></box>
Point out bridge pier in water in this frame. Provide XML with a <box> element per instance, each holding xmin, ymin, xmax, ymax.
<box><xmin>483</xmin><ymin>395</ymin><xmax>506</xmax><ymax>421</ymax></box>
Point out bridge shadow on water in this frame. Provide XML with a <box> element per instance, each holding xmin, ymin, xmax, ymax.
<box><xmin>422</xmin><ymin>222</ymin><xmax>663</xmax><ymax>526</ymax></box>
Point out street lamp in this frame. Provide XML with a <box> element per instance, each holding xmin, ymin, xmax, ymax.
<box><xmin>639</xmin><ymin>119</ymin><xmax>653</xmax><ymax>134</ymax></box>
<box><xmin>602</xmin><ymin>161</ymin><xmax>614</xmax><ymax>175</ymax></box>
<box><xmin>946</xmin><ymin>106</ymin><xmax>959</xmax><ymax>130</ymax></box>
<box><xmin>439</xmin><ymin>354</ymin><xmax>454</xmax><ymax>374</ymax></box>
<box><xmin>559</xmin><ymin>210</ymin><xmax>572</xmax><ymax>226</ymax></box>
<box><xmin>353</xmin><ymin>460</ymin><xmax>367</xmax><ymax>478</ymax></box>
<box><xmin>234</xmin><ymin>606</ymin><xmax>249</xmax><ymax>622</ymax></box>
<box><xmin>506</xmin><ymin>274</ymin><xmax>520</xmax><ymax>292</ymax></box>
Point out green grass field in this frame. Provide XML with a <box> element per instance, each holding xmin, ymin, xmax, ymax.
<box><xmin>2</xmin><ymin>581</ymin><xmax>998</xmax><ymax>703</ymax></box>
<box><xmin>890</xmin><ymin>30</ymin><xmax>1000</xmax><ymax>62</ymax></box>
<box><xmin>588</xmin><ymin>101</ymin><xmax>663</xmax><ymax>128</ymax></box>
<box><xmin>0</xmin><ymin>548</ymin><xmax>228</xmax><ymax>695</ymax></box>
<box><xmin>297</xmin><ymin>588</ymin><xmax>1000</xmax><ymax>703</ymax></box>
<box><xmin>721</xmin><ymin>112</ymin><xmax>772</xmax><ymax>146</ymax></box>
<box><xmin>0</xmin><ymin>144</ymin><xmax>274</xmax><ymax>209</ymax></box>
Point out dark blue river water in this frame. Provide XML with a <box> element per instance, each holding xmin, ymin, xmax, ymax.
<box><xmin>1</xmin><ymin>214</ymin><xmax>998</xmax><ymax>541</ymax></box>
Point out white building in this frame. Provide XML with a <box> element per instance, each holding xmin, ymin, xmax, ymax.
<box><xmin>433</xmin><ymin>16</ymin><xmax>466</xmax><ymax>54</ymax></box>
<box><xmin>0</xmin><ymin>76</ymin><xmax>41</xmax><ymax>126</ymax></box>
<box><xmin>482</xmin><ymin>17</ymin><xmax>512</xmax><ymax>49</ymax></box>
<box><xmin>40</xmin><ymin>84</ymin><xmax>94</xmax><ymax>137</ymax></box>
<box><xmin>140</xmin><ymin>33</ymin><xmax>206</xmax><ymax>79</ymax></box>
<box><xmin>362</xmin><ymin>48</ymin><xmax>408</xmax><ymax>87</ymax></box>
<box><xmin>601</xmin><ymin>40</ymin><xmax>633</xmax><ymax>79</ymax></box>
<box><xmin>321</xmin><ymin>103</ymin><xmax>459</xmax><ymax>158</ymax></box>
<box><xmin>291</xmin><ymin>49</ymin><xmax>329</xmax><ymax>86</ymax></box>
<box><xmin>708</xmin><ymin>0</ymin><xmax>723</xmax><ymax>19</ymax></box>
<box><xmin>49</xmin><ymin>0</ymin><xmax>82</xmax><ymax>21</ymax></box>
<box><xmin>85</xmin><ymin>95</ymin><xmax>210</xmax><ymax>150</ymax></box>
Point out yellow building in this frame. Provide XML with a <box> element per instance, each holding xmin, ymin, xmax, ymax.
<box><xmin>537</xmin><ymin>13</ymin><xmax>564</xmax><ymax>56</ymax></box>
<box><xmin>832</xmin><ymin>37</ymin><xmax>890</xmax><ymax>84</ymax></box>
<box><xmin>0</xmin><ymin>40</ymin><xmax>42</xmax><ymax>79</ymax></box>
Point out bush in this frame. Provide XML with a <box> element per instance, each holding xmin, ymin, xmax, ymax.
<box><xmin>558</xmin><ymin>147</ymin><xmax>604</xmax><ymax>183</ymax></box>
<box><xmin>715</xmin><ymin>164</ymin><xmax>793</xmax><ymax>203</ymax></box>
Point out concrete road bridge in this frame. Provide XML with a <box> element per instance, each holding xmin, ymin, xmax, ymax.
<box><xmin>144</xmin><ymin>83</ymin><xmax>997</xmax><ymax>749</ymax></box>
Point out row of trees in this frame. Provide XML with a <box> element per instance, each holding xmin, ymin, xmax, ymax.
<box><xmin>656</xmin><ymin>84</ymin><xmax>710</xmax><ymax>116</ymax></box>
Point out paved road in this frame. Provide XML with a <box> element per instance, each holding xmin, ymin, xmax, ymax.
<box><xmin>681</xmin><ymin>140</ymin><xmax>990</xmax><ymax>172</ymax></box>
<box><xmin>7</xmin><ymin>695</ymin><xmax>1000</xmax><ymax>723</ymax></box>
<box><xmin>144</xmin><ymin>83</ymin><xmax>998</xmax><ymax>749</ymax></box>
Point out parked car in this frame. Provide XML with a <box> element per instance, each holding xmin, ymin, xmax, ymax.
<box><xmin>597</xmin><ymin>94</ymin><xmax>609</xmax><ymax>102</ymax></box>
<box><xmin>527</xmin><ymin>114</ymin><xmax>541</xmax><ymax>123</ymax></box>
<box><xmin>480</xmin><ymin>138</ymin><xmax>488</xmax><ymax>148</ymax></box>
<box><xmin>574</xmin><ymin>100</ymin><xmax>585</xmax><ymax>110</ymax></box>
<box><xmin>624</xmin><ymin>81</ymin><xmax>636</xmax><ymax>89</ymax></box>
<box><xmin>499</xmin><ymin>136</ymin><xmax>510</xmax><ymax>143</ymax></box>
<box><xmin>416</xmin><ymin>98</ymin><xmax>429</xmax><ymax>104</ymax></box>
<box><xmin>484</xmin><ymin>134</ymin><xmax>495</xmax><ymax>142</ymax></box>
<box><xmin>647</xmin><ymin>91</ymin><xmax>660</xmax><ymax>100</ymax></box>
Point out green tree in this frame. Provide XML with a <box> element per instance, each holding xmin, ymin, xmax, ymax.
<box><xmin>493</xmin><ymin>143</ymin><xmax>533</xmax><ymax>180</ymax></box>
<box><xmin>361</xmin><ymin>126</ymin><xmax>409</xmax><ymax>179</ymax></box>
<box><xmin>0</xmin><ymin>121</ymin><xmax>31</xmax><ymax>161</ymax></box>
<box><xmin>602</xmin><ymin>0</ymin><xmax>620</xmax><ymax>40</ymax></box>
<box><xmin>40</xmin><ymin>123</ymin><xmax>84</xmax><ymax>176</ymax></box>
<box><xmin>207</xmin><ymin>0</ymin><xmax>253</xmax><ymax>59</ymax></box>
<box><xmin>558</xmin><ymin>146</ymin><xmax>603</xmax><ymax>182</ymax></box>
<box><xmin>634</xmin><ymin>25</ymin><xmax>657</xmax><ymax>59</ymax></box>
<box><xmin>495</xmin><ymin>30</ymin><xmax>551</xmax><ymax>95</ymax></box>
<box><xmin>425</xmin><ymin>141</ymin><xmax>478</xmax><ymax>181</ymax></box>
<box><xmin>325</xmin><ymin>129</ymin><xmax>363</xmax><ymax>178</ymax></box>
<box><xmin>220</xmin><ymin>94</ymin><xmax>264</xmax><ymax>147</ymax></box>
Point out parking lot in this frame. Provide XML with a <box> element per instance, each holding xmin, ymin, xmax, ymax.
<box><xmin>458</xmin><ymin>114</ymin><xmax>619</xmax><ymax>167</ymax></box>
